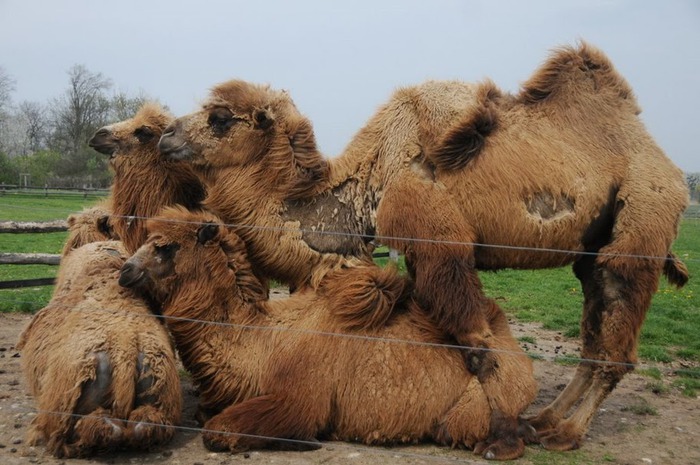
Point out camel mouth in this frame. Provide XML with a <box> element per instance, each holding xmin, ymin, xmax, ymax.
<box><xmin>162</xmin><ymin>144</ymin><xmax>194</xmax><ymax>162</ymax></box>
<box><xmin>118</xmin><ymin>265</ymin><xmax>146</xmax><ymax>289</ymax></box>
<box><xmin>89</xmin><ymin>142</ymin><xmax>118</xmax><ymax>157</ymax></box>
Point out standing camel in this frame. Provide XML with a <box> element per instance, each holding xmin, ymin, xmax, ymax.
<box><xmin>157</xmin><ymin>42</ymin><xmax>689</xmax><ymax>450</ymax></box>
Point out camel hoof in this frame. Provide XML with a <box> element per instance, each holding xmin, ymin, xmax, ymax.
<box><xmin>202</xmin><ymin>432</ymin><xmax>235</xmax><ymax>452</ymax></box>
<box><xmin>525</xmin><ymin>410</ymin><xmax>559</xmax><ymax>434</ymax></box>
<box><xmin>479</xmin><ymin>437</ymin><xmax>525</xmax><ymax>460</ymax></box>
<box><xmin>539</xmin><ymin>428</ymin><xmax>581</xmax><ymax>451</ymax></box>
<box><xmin>517</xmin><ymin>418</ymin><xmax>539</xmax><ymax>445</ymax></box>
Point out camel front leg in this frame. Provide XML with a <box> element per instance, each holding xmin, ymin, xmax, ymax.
<box><xmin>376</xmin><ymin>178</ymin><xmax>493</xmax><ymax>371</ymax></box>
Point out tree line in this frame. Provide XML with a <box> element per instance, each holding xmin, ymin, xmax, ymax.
<box><xmin>0</xmin><ymin>65</ymin><xmax>151</xmax><ymax>188</ymax></box>
<box><xmin>0</xmin><ymin>64</ymin><xmax>698</xmax><ymax>200</ymax></box>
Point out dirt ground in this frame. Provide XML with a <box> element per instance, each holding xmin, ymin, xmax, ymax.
<box><xmin>1</xmin><ymin>309</ymin><xmax>698</xmax><ymax>465</ymax></box>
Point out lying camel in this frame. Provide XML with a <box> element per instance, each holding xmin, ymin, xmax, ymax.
<box><xmin>18</xmin><ymin>241</ymin><xmax>182</xmax><ymax>457</ymax></box>
<box><xmin>119</xmin><ymin>207</ymin><xmax>537</xmax><ymax>460</ymax></box>
<box><xmin>157</xmin><ymin>42</ymin><xmax>689</xmax><ymax>450</ymax></box>
<box><xmin>61</xmin><ymin>200</ymin><xmax>117</xmax><ymax>256</ymax></box>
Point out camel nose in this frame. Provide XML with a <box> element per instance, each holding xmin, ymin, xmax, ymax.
<box><xmin>158</xmin><ymin>124</ymin><xmax>178</xmax><ymax>154</ymax></box>
<box><xmin>88</xmin><ymin>128</ymin><xmax>110</xmax><ymax>146</ymax></box>
<box><xmin>118</xmin><ymin>261</ymin><xmax>138</xmax><ymax>288</ymax></box>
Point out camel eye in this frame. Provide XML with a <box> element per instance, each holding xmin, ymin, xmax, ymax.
<box><xmin>154</xmin><ymin>243</ymin><xmax>179</xmax><ymax>261</ymax></box>
<box><xmin>134</xmin><ymin>126</ymin><xmax>155</xmax><ymax>143</ymax></box>
<box><xmin>208</xmin><ymin>108</ymin><xmax>237</xmax><ymax>136</ymax></box>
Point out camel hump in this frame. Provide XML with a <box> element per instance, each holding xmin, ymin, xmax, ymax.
<box><xmin>664</xmin><ymin>252</ymin><xmax>689</xmax><ymax>288</ymax></box>
<box><xmin>426</xmin><ymin>80</ymin><xmax>500</xmax><ymax>172</ymax></box>
<box><xmin>322</xmin><ymin>265</ymin><xmax>409</xmax><ymax>332</ymax></box>
<box><xmin>518</xmin><ymin>41</ymin><xmax>638</xmax><ymax>109</ymax></box>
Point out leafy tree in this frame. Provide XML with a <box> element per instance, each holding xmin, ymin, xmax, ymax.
<box><xmin>0</xmin><ymin>152</ymin><xmax>19</xmax><ymax>185</ymax></box>
<box><xmin>21</xmin><ymin>150</ymin><xmax>63</xmax><ymax>186</ymax></box>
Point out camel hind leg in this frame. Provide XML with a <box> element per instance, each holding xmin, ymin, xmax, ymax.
<box><xmin>535</xmin><ymin>252</ymin><xmax>662</xmax><ymax>451</ymax></box>
<box><xmin>202</xmin><ymin>394</ymin><xmax>324</xmax><ymax>453</ymax></box>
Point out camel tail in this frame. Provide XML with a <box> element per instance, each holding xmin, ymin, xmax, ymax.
<box><xmin>324</xmin><ymin>265</ymin><xmax>409</xmax><ymax>332</ymax></box>
<box><xmin>663</xmin><ymin>252</ymin><xmax>689</xmax><ymax>288</ymax></box>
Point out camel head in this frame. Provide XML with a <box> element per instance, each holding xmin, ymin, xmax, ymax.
<box><xmin>62</xmin><ymin>204</ymin><xmax>119</xmax><ymax>255</ymax></box>
<box><xmin>119</xmin><ymin>206</ymin><xmax>266</xmax><ymax>305</ymax></box>
<box><xmin>158</xmin><ymin>79</ymin><xmax>327</xmax><ymax>192</ymax></box>
<box><xmin>89</xmin><ymin>102</ymin><xmax>173</xmax><ymax>170</ymax></box>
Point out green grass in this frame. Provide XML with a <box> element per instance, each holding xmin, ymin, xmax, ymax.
<box><xmin>0</xmin><ymin>193</ymin><xmax>105</xmax><ymax>312</ymax></box>
<box><xmin>480</xmin><ymin>218</ymin><xmax>700</xmax><ymax>365</ymax></box>
<box><xmin>0</xmin><ymin>191</ymin><xmax>105</xmax><ymax>221</ymax></box>
<box><xmin>0</xmin><ymin>195</ymin><xmax>698</xmax><ymax>372</ymax></box>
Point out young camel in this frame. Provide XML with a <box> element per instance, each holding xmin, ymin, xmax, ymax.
<box><xmin>87</xmin><ymin>101</ymin><xmax>206</xmax><ymax>254</ymax></box>
<box><xmin>61</xmin><ymin>200</ymin><xmax>117</xmax><ymax>256</ymax></box>
<box><xmin>119</xmin><ymin>207</ymin><xmax>537</xmax><ymax>460</ymax></box>
<box><xmin>18</xmin><ymin>241</ymin><xmax>182</xmax><ymax>458</ymax></box>
<box><xmin>157</xmin><ymin>42</ymin><xmax>689</xmax><ymax>450</ymax></box>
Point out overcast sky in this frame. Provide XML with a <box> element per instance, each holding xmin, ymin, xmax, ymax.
<box><xmin>1</xmin><ymin>0</ymin><xmax>698</xmax><ymax>172</ymax></box>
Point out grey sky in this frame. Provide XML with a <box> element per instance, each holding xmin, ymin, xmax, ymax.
<box><xmin>1</xmin><ymin>0</ymin><xmax>698</xmax><ymax>172</ymax></box>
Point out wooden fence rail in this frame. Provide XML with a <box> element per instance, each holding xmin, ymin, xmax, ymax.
<box><xmin>0</xmin><ymin>253</ymin><xmax>61</xmax><ymax>266</ymax></box>
<box><xmin>0</xmin><ymin>220</ymin><xmax>68</xmax><ymax>234</ymax></box>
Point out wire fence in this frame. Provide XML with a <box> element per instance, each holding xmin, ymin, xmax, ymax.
<box><xmin>0</xmin><ymin>200</ymin><xmax>698</xmax><ymax>462</ymax></box>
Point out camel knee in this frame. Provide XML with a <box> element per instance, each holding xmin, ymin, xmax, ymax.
<box><xmin>75</xmin><ymin>352</ymin><xmax>112</xmax><ymax>416</ymax></box>
<box><xmin>135</xmin><ymin>352</ymin><xmax>158</xmax><ymax>406</ymax></box>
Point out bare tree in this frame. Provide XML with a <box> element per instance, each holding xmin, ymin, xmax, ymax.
<box><xmin>0</xmin><ymin>66</ymin><xmax>14</xmax><ymax>113</ymax></box>
<box><xmin>48</xmin><ymin>65</ymin><xmax>113</xmax><ymax>181</ymax></box>
<box><xmin>49</xmin><ymin>64</ymin><xmax>112</xmax><ymax>156</ymax></box>
<box><xmin>110</xmin><ymin>90</ymin><xmax>150</xmax><ymax>121</ymax></box>
<box><xmin>18</xmin><ymin>101</ymin><xmax>48</xmax><ymax>153</ymax></box>
<box><xmin>0</xmin><ymin>66</ymin><xmax>17</xmax><ymax>154</ymax></box>
<box><xmin>687</xmin><ymin>172</ymin><xmax>699</xmax><ymax>203</ymax></box>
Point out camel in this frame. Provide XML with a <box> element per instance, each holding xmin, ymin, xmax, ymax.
<box><xmin>17</xmin><ymin>241</ymin><xmax>182</xmax><ymax>458</ymax></box>
<box><xmin>87</xmin><ymin>101</ymin><xmax>206</xmax><ymax>254</ymax></box>
<box><xmin>157</xmin><ymin>42</ymin><xmax>689</xmax><ymax>450</ymax></box>
<box><xmin>119</xmin><ymin>207</ymin><xmax>537</xmax><ymax>460</ymax></box>
<box><xmin>61</xmin><ymin>200</ymin><xmax>117</xmax><ymax>256</ymax></box>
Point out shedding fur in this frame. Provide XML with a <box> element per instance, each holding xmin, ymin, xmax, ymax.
<box><xmin>17</xmin><ymin>241</ymin><xmax>182</xmax><ymax>458</ymax></box>
<box><xmin>157</xmin><ymin>42</ymin><xmax>689</xmax><ymax>452</ymax></box>
<box><xmin>120</xmin><ymin>207</ymin><xmax>537</xmax><ymax>459</ymax></box>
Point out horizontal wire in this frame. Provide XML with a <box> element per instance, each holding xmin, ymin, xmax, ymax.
<box><xmin>2</xmin><ymin>205</ymin><xmax>695</xmax><ymax>264</ymax></box>
<box><xmin>11</xmin><ymin>407</ymin><xmax>489</xmax><ymax>465</ymax></box>
<box><xmin>2</xmin><ymin>203</ymin><xmax>696</xmax><ymax>462</ymax></box>
<box><xmin>6</xmin><ymin>297</ymin><xmax>696</xmax><ymax>375</ymax></box>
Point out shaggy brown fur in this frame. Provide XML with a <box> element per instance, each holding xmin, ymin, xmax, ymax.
<box><xmin>17</xmin><ymin>241</ymin><xmax>182</xmax><ymax>458</ymax></box>
<box><xmin>120</xmin><ymin>207</ymin><xmax>537</xmax><ymax>460</ymax></box>
<box><xmin>88</xmin><ymin>102</ymin><xmax>206</xmax><ymax>254</ymax></box>
<box><xmin>61</xmin><ymin>200</ymin><xmax>117</xmax><ymax>256</ymax></box>
<box><xmin>157</xmin><ymin>42</ymin><xmax>689</xmax><ymax>450</ymax></box>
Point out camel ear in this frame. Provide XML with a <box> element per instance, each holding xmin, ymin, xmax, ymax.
<box><xmin>97</xmin><ymin>215</ymin><xmax>113</xmax><ymax>238</ymax></box>
<box><xmin>197</xmin><ymin>223</ymin><xmax>220</xmax><ymax>245</ymax></box>
<box><xmin>253</xmin><ymin>108</ymin><xmax>274</xmax><ymax>131</ymax></box>
<box><xmin>67</xmin><ymin>214</ymin><xmax>77</xmax><ymax>228</ymax></box>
